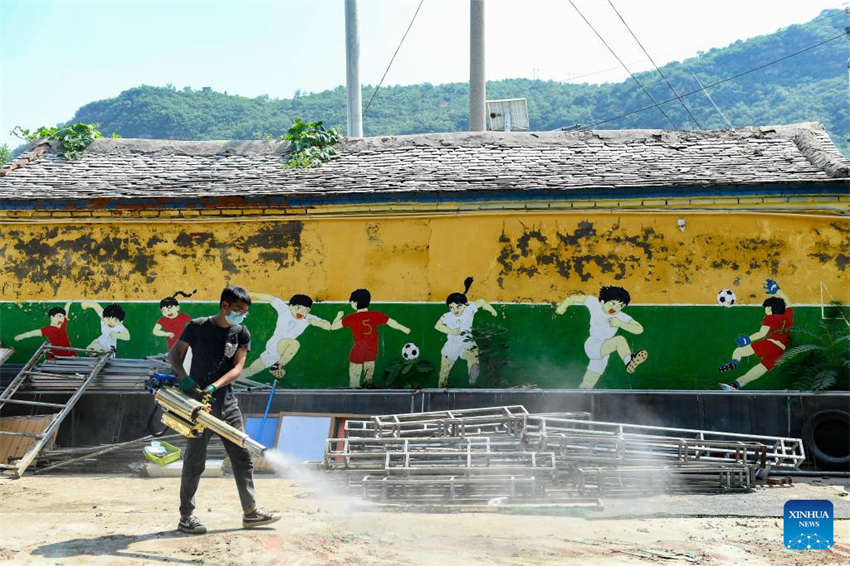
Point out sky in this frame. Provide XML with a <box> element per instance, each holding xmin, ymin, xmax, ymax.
<box><xmin>0</xmin><ymin>0</ymin><xmax>843</xmax><ymax>147</ymax></box>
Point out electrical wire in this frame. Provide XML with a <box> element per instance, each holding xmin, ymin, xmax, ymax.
<box><xmin>607</xmin><ymin>0</ymin><xmax>703</xmax><ymax>129</ymax></box>
<box><xmin>363</xmin><ymin>0</ymin><xmax>425</xmax><ymax>119</ymax></box>
<box><xmin>584</xmin><ymin>30</ymin><xmax>849</xmax><ymax>129</ymax></box>
<box><xmin>692</xmin><ymin>72</ymin><xmax>733</xmax><ymax>128</ymax></box>
<box><xmin>568</xmin><ymin>0</ymin><xmax>679</xmax><ymax>129</ymax></box>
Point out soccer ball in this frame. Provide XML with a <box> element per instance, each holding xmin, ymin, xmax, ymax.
<box><xmin>401</xmin><ymin>342</ymin><xmax>420</xmax><ymax>360</ymax></box>
<box><xmin>716</xmin><ymin>289</ymin><xmax>736</xmax><ymax>307</ymax></box>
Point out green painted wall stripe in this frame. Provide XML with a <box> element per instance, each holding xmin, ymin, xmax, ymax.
<box><xmin>0</xmin><ymin>302</ymin><xmax>844</xmax><ymax>390</ymax></box>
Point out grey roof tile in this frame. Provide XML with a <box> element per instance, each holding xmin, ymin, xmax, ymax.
<box><xmin>0</xmin><ymin>123</ymin><xmax>848</xmax><ymax>204</ymax></box>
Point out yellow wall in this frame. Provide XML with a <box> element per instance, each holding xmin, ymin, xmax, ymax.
<box><xmin>1</xmin><ymin>209</ymin><xmax>847</xmax><ymax>304</ymax></box>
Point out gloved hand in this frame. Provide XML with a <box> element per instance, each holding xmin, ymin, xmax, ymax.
<box><xmin>736</xmin><ymin>335</ymin><xmax>752</xmax><ymax>347</ymax></box>
<box><xmin>179</xmin><ymin>376</ymin><xmax>199</xmax><ymax>394</ymax></box>
<box><xmin>202</xmin><ymin>384</ymin><xmax>217</xmax><ymax>395</ymax></box>
<box><xmin>764</xmin><ymin>279</ymin><xmax>780</xmax><ymax>295</ymax></box>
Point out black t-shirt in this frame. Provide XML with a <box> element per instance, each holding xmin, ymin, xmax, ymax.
<box><xmin>179</xmin><ymin>316</ymin><xmax>251</xmax><ymax>392</ymax></box>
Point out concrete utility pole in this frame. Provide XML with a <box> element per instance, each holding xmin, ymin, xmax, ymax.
<box><xmin>345</xmin><ymin>0</ymin><xmax>363</xmax><ymax>138</ymax></box>
<box><xmin>469</xmin><ymin>0</ymin><xmax>486</xmax><ymax>131</ymax></box>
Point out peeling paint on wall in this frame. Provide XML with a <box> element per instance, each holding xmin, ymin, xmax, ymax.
<box><xmin>0</xmin><ymin>213</ymin><xmax>847</xmax><ymax>305</ymax></box>
<box><xmin>0</xmin><ymin>210</ymin><xmax>847</xmax><ymax>390</ymax></box>
<box><xmin>491</xmin><ymin>215</ymin><xmax>847</xmax><ymax>302</ymax></box>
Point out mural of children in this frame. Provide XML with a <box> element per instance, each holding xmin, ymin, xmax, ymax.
<box><xmin>331</xmin><ymin>288</ymin><xmax>410</xmax><ymax>388</ymax></box>
<box><xmin>718</xmin><ymin>279</ymin><xmax>793</xmax><ymax>391</ymax></box>
<box><xmin>14</xmin><ymin>301</ymin><xmax>78</xmax><ymax>359</ymax></box>
<box><xmin>555</xmin><ymin>286</ymin><xmax>648</xmax><ymax>389</ymax></box>
<box><xmin>434</xmin><ymin>277</ymin><xmax>498</xmax><ymax>387</ymax></box>
<box><xmin>152</xmin><ymin>290</ymin><xmax>196</xmax><ymax>352</ymax></box>
<box><xmin>240</xmin><ymin>292</ymin><xmax>337</xmax><ymax>380</ymax></box>
<box><xmin>81</xmin><ymin>301</ymin><xmax>130</xmax><ymax>352</ymax></box>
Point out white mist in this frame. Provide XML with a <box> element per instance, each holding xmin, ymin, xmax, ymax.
<box><xmin>261</xmin><ymin>449</ymin><xmax>365</xmax><ymax>515</ymax></box>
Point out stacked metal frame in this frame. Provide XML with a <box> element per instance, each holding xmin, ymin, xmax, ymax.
<box><xmin>325</xmin><ymin>406</ymin><xmax>805</xmax><ymax>505</ymax></box>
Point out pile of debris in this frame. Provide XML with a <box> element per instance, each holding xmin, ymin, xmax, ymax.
<box><xmin>324</xmin><ymin>406</ymin><xmax>805</xmax><ymax>507</ymax></box>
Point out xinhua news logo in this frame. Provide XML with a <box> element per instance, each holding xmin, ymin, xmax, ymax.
<box><xmin>784</xmin><ymin>499</ymin><xmax>833</xmax><ymax>550</ymax></box>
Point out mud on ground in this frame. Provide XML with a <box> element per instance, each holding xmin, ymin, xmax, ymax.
<box><xmin>0</xmin><ymin>475</ymin><xmax>848</xmax><ymax>565</ymax></box>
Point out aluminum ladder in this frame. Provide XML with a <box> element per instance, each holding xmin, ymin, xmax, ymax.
<box><xmin>0</xmin><ymin>342</ymin><xmax>113</xmax><ymax>477</ymax></box>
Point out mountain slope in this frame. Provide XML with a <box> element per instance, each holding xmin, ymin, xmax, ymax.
<box><xmin>72</xmin><ymin>9</ymin><xmax>849</xmax><ymax>154</ymax></box>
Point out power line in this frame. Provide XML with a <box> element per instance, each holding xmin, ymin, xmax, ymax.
<box><xmin>363</xmin><ymin>0</ymin><xmax>425</xmax><ymax>118</ymax></box>
<box><xmin>585</xmin><ymin>30</ymin><xmax>849</xmax><ymax>129</ymax></box>
<box><xmin>691</xmin><ymin>72</ymin><xmax>733</xmax><ymax>129</ymax></box>
<box><xmin>567</xmin><ymin>0</ymin><xmax>679</xmax><ymax>129</ymax></box>
<box><xmin>562</xmin><ymin>60</ymin><xmax>646</xmax><ymax>82</ymax></box>
<box><xmin>607</xmin><ymin>0</ymin><xmax>703</xmax><ymax>129</ymax></box>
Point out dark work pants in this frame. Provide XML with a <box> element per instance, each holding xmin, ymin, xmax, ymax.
<box><xmin>179</xmin><ymin>389</ymin><xmax>256</xmax><ymax>517</ymax></box>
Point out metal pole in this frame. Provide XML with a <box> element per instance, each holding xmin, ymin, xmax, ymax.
<box><xmin>259</xmin><ymin>380</ymin><xmax>278</xmax><ymax>443</ymax></box>
<box><xmin>469</xmin><ymin>0</ymin><xmax>486</xmax><ymax>131</ymax></box>
<box><xmin>34</xmin><ymin>433</ymin><xmax>183</xmax><ymax>474</ymax></box>
<box><xmin>345</xmin><ymin>0</ymin><xmax>363</xmax><ymax>138</ymax></box>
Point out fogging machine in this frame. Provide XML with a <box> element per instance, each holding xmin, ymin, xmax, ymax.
<box><xmin>147</xmin><ymin>372</ymin><xmax>266</xmax><ymax>457</ymax></box>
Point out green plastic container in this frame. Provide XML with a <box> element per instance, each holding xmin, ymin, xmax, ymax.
<box><xmin>143</xmin><ymin>441</ymin><xmax>182</xmax><ymax>466</ymax></box>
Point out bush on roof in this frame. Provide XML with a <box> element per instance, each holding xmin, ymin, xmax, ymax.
<box><xmin>11</xmin><ymin>122</ymin><xmax>115</xmax><ymax>160</ymax></box>
<box><xmin>282</xmin><ymin>119</ymin><xmax>341</xmax><ymax>168</ymax></box>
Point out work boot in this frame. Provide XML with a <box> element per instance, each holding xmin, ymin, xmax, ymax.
<box><xmin>178</xmin><ymin>515</ymin><xmax>207</xmax><ymax>535</ymax></box>
<box><xmin>243</xmin><ymin>508</ymin><xmax>281</xmax><ymax>528</ymax></box>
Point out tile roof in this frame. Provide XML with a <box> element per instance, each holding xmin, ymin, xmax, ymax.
<box><xmin>0</xmin><ymin>122</ymin><xmax>847</xmax><ymax>204</ymax></box>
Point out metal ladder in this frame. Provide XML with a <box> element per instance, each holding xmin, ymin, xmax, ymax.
<box><xmin>0</xmin><ymin>342</ymin><xmax>113</xmax><ymax>477</ymax></box>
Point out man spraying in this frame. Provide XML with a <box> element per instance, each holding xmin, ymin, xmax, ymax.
<box><xmin>167</xmin><ymin>285</ymin><xmax>279</xmax><ymax>534</ymax></box>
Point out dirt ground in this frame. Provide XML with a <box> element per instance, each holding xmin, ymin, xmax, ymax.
<box><xmin>0</xmin><ymin>475</ymin><xmax>848</xmax><ymax>565</ymax></box>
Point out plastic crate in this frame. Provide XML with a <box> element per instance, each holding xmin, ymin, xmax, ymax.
<box><xmin>143</xmin><ymin>441</ymin><xmax>182</xmax><ymax>466</ymax></box>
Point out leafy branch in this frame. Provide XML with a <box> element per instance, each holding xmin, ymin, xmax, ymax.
<box><xmin>775</xmin><ymin>318</ymin><xmax>850</xmax><ymax>391</ymax></box>
<box><xmin>282</xmin><ymin>119</ymin><xmax>341</xmax><ymax>168</ymax></box>
<box><xmin>384</xmin><ymin>357</ymin><xmax>435</xmax><ymax>389</ymax></box>
<box><xmin>469</xmin><ymin>317</ymin><xmax>511</xmax><ymax>387</ymax></box>
<box><xmin>11</xmin><ymin>123</ymin><xmax>116</xmax><ymax>160</ymax></box>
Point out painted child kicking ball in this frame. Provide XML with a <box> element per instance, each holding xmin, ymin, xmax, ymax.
<box><xmin>555</xmin><ymin>286</ymin><xmax>647</xmax><ymax>389</ymax></box>
<box><xmin>82</xmin><ymin>301</ymin><xmax>131</xmax><ymax>352</ymax></box>
<box><xmin>434</xmin><ymin>277</ymin><xmax>498</xmax><ymax>387</ymax></box>
<box><xmin>718</xmin><ymin>279</ymin><xmax>793</xmax><ymax>391</ymax></box>
<box><xmin>331</xmin><ymin>288</ymin><xmax>410</xmax><ymax>388</ymax></box>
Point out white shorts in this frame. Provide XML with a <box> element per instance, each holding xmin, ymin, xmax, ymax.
<box><xmin>583</xmin><ymin>337</ymin><xmax>610</xmax><ymax>375</ymax></box>
<box><xmin>259</xmin><ymin>337</ymin><xmax>297</xmax><ymax>367</ymax></box>
<box><xmin>441</xmin><ymin>334</ymin><xmax>476</xmax><ymax>362</ymax></box>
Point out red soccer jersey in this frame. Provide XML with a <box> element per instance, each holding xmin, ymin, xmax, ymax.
<box><xmin>342</xmin><ymin>311</ymin><xmax>389</xmax><ymax>363</ymax></box>
<box><xmin>41</xmin><ymin>319</ymin><xmax>76</xmax><ymax>358</ymax></box>
<box><xmin>762</xmin><ymin>307</ymin><xmax>793</xmax><ymax>347</ymax></box>
<box><xmin>157</xmin><ymin>313</ymin><xmax>192</xmax><ymax>350</ymax></box>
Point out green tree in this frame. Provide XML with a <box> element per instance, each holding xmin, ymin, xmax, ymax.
<box><xmin>65</xmin><ymin>9</ymin><xmax>847</xmax><ymax>156</ymax></box>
